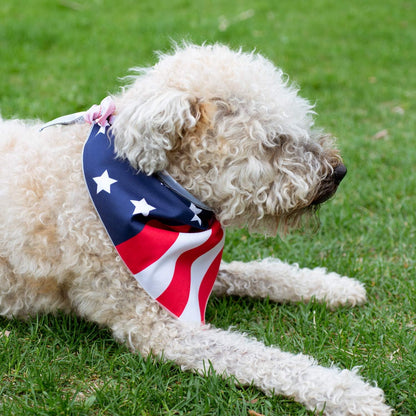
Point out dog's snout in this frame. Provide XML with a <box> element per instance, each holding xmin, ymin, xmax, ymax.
<box><xmin>333</xmin><ymin>164</ymin><xmax>347</xmax><ymax>184</ymax></box>
<box><xmin>311</xmin><ymin>164</ymin><xmax>347</xmax><ymax>206</ymax></box>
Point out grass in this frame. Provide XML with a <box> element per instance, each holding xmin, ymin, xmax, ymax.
<box><xmin>0</xmin><ymin>0</ymin><xmax>415</xmax><ymax>414</ymax></box>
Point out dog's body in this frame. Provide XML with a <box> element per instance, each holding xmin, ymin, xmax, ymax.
<box><xmin>0</xmin><ymin>44</ymin><xmax>391</xmax><ymax>415</ymax></box>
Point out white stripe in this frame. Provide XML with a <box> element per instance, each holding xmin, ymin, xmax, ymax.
<box><xmin>178</xmin><ymin>233</ymin><xmax>225</xmax><ymax>323</ymax></box>
<box><xmin>134</xmin><ymin>228</ymin><xmax>212</xmax><ymax>299</ymax></box>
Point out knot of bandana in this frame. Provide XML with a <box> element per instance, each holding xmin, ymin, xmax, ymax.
<box><xmin>39</xmin><ymin>96</ymin><xmax>116</xmax><ymax>132</ymax></box>
<box><xmin>84</xmin><ymin>96</ymin><xmax>116</xmax><ymax>127</ymax></box>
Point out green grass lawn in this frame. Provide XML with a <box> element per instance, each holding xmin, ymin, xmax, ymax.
<box><xmin>1</xmin><ymin>0</ymin><xmax>415</xmax><ymax>414</ymax></box>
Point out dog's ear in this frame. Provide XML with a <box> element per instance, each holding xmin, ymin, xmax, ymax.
<box><xmin>112</xmin><ymin>86</ymin><xmax>202</xmax><ymax>174</ymax></box>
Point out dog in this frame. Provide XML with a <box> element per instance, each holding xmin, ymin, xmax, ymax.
<box><xmin>0</xmin><ymin>43</ymin><xmax>391</xmax><ymax>415</ymax></box>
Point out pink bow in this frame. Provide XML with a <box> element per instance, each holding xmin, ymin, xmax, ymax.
<box><xmin>84</xmin><ymin>96</ymin><xmax>116</xmax><ymax>127</ymax></box>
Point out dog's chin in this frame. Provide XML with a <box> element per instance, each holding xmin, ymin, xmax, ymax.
<box><xmin>311</xmin><ymin>183</ymin><xmax>339</xmax><ymax>206</ymax></box>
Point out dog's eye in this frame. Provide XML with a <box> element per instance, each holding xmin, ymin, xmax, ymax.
<box><xmin>273</xmin><ymin>134</ymin><xmax>289</xmax><ymax>146</ymax></box>
<box><xmin>303</xmin><ymin>142</ymin><xmax>321</xmax><ymax>156</ymax></box>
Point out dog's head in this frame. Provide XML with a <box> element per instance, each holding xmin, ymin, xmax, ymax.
<box><xmin>112</xmin><ymin>43</ymin><xmax>346</xmax><ymax>235</ymax></box>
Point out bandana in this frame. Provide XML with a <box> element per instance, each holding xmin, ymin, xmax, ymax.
<box><xmin>77</xmin><ymin>100</ymin><xmax>224</xmax><ymax>324</ymax></box>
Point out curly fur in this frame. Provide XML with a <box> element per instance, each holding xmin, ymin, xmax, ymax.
<box><xmin>0</xmin><ymin>43</ymin><xmax>391</xmax><ymax>415</ymax></box>
<box><xmin>112</xmin><ymin>44</ymin><xmax>342</xmax><ymax>234</ymax></box>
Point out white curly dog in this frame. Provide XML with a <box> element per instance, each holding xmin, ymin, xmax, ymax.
<box><xmin>0</xmin><ymin>44</ymin><xmax>391</xmax><ymax>415</ymax></box>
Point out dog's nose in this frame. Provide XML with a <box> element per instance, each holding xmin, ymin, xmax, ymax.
<box><xmin>333</xmin><ymin>164</ymin><xmax>347</xmax><ymax>184</ymax></box>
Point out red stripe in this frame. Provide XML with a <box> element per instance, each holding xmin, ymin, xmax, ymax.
<box><xmin>156</xmin><ymin>221</ymin><xmax>223</xmax><ymax>319</ymax></box>
<box><xmin>198</xmin><ymin>249</ymin><xmax>223</xmax><ymax>324</ymax></box>
<box><xmin>115</xmin><ymin>220</ymin><xmax>182</xmax><ymax>274</ymax></box>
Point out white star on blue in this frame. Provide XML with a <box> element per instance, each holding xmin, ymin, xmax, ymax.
<box><xmin>131</xmin><ymin>198</ymin><xmax>156</xmax><ymax>217</ymax></box>
<box><xmin>93</xmin><ymin>170</ymin><xmax>118</xmax><ymax>194</ymax></box>
<box><xmin>189</xmin><ymin>203</ymin><xmax>202</xmax><ymax>225</ymax></box>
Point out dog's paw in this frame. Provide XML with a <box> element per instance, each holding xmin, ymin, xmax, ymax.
<box><xmin>299</xmin><ymin>366</ymin><xmax>392</xmax><ymax>416</ymax></box>
<box><xmin>319</xmin><ymin>271</ymin><xmax>367</xmax><ymax>309</ymax></box>
<box><xmin>295</xmin><ymin>265</ymin><xmax>367</xmax><ymax>309</ymax></box>
<box><xmin>318</xmin><ymin>369</ymin><xmax>392</xmax><ymax>416</ymax></box>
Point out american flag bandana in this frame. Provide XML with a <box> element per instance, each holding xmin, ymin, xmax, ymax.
<box><xmin>82</xmin><ymin>123</ymin><xmax>225</xmax><ymax>324</ymax></box>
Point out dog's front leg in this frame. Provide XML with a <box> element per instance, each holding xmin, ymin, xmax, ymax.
<box><xmin>68</xmin><ymin>268</ymin><xmax>389</xmax><ymax>415</ymax></box>
<box><xmin>214</xmin><ymin>259</ymin><xmax>367</xmax><ymax>308</ymax></box>
<box><xmin>112</xmin><ymin>316</ymin><xmax>391</xmax><ymax>416</ymax></box>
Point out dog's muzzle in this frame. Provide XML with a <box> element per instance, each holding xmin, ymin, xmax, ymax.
<box><xmin>311</xmin><ymin>164</ymin><xmax>347</xmax><ymax>205</ymax></box>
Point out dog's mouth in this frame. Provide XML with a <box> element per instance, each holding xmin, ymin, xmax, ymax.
<box><xmin>311</xmin><ymin>164</ymin><xmax>347</xmax><ymax>206</ymax></box>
